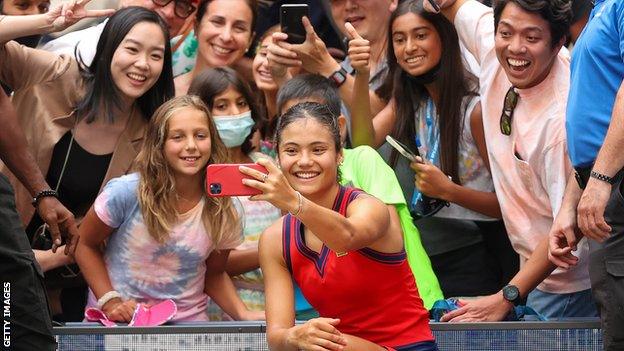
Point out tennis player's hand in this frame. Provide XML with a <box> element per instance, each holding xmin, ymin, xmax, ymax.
<box><xmin>240</xmin><ymin>157</ymin><xmax>301</xmax><ymax>214</ymax></box>
<box><xmin>286</xmin><ymin>318</ymin><xmax>348</xmax><ymax>351</ymax></box>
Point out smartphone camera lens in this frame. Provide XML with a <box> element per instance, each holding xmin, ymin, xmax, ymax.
<box><xmin>209</xmin><ymin>183</ymin><xmax>222</xmax><ymax>195</ymax></box>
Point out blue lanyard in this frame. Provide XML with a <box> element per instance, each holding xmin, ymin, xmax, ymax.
<box><xmin>411</xmin><ymin>98</ymin><xmax>439</xmax><ymax>207</ymax></box>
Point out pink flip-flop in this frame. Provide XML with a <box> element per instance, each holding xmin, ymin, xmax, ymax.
<box><xmin>84</xmin><ymin>308</ymin><xmax>117</xmax><ymax>327</ymax></box>
<box><xmin>85</xmin><ymin>299</ymin><xmax>177</xmax><ymax>327</ymax></box>
<box><xmin>129</xmin><ymin>299</ymin><xmax>177</xmax><ymax>327</ymax></box>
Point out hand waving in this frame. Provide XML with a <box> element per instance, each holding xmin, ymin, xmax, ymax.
<box><xmin>46</xmin><ymin>0</ymin><xmax>115</xmax><ymax>32</ymax></box>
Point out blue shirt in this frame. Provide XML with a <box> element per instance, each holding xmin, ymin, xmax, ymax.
<box><xmin>567</xmin><ymin>0</ymin><xmax>624</xmax><ymax>167</ymax></box>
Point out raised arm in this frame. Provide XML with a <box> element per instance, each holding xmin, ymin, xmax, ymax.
<box><xmin>426</xmin><ymin>0</ymin><xmax>493</xmax><ymax>68</ymax></box>
<box><xmin>347</xmin><ymin>22</ymin><xmax>375</xmax><ymax>146</ymax></box>
<box><xmin>268</xmin><ymin>17</ymin><xmax>386</xmax><ymax>116</ymax></box>
<box><xmin>346</xmin><ymin>23</ymin><xmax>397</xmax><ymax>148</ymax></box>
<box><xmin>424</xmin><ymin>0</ymin><xmax>468</xmax><ymax>23</ymax></box>
<box><xmin>242</xmin><ymin>159</ymin><xmax>403</xmax><ymax>254</ymax></box>
<box><xmin>0</xmin><ymin>0</ymin><xmax>114</xmax><ymax>43</ymax></box>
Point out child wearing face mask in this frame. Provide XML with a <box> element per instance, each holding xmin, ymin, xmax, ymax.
<box><xmin>189</xmin><ymin>67</ymin><xmax>281</xmax><ymax>320</ymax></box>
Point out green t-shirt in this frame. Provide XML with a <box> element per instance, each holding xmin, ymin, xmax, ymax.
<box><xmin>340</xmin><ymin>146</ymin><xmax>444</xmax><ymax>308</ymax></box>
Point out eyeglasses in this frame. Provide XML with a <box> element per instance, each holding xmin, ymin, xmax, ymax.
<box><xmin>152</xmin><ymin>0</ymin><xmax>197</xmax><ymax>19</ymax></box>
<box><xmin>500</xmin><ymin>86</ymin><xmax>518</xmax><ymax>136</ymax></box>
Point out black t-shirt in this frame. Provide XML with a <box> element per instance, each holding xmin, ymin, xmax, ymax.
<box><xmin>26</xmin><ymin>130</ymin><xmax>112</xmax><ymax>323</ymax></box>
<box><xmin>26</xmin><ymin>131</ymin><xmax>113</xmax><ymax>238</ymax></box>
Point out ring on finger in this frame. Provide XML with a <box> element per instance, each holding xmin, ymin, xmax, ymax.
<box><xmin>262</xmin><ymin>173</ymin><xmax>269</xmax><ymax>182</ymax></box>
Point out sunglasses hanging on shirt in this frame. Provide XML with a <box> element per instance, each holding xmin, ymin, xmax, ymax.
<box><xmin>500</xmin><ymin>86</ymin><xmax>518</xmax><ymax>136</ymax></box>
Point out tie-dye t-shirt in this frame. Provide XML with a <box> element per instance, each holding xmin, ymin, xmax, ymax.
<box><xmin>89</xmin><ymin>173</ymin><xmax>243</xmax><ymax>321</ymax></box>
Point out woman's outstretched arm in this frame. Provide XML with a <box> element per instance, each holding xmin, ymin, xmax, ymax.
<box><xmin>0</xmin><ymin>0</ymin><xmax>114</xmax><ymax>43</ymax></box>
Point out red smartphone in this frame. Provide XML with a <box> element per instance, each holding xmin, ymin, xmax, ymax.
<box><xmin>206</xmin><ymin>163</ymin><xmax>267</xmax><ymax>197</ymax></box>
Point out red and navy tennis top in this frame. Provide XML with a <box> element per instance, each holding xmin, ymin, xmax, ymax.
<box><xmin>282</xmin><ymin>186</ymin><xmax>434</xmax><ymax>348</ymax></box>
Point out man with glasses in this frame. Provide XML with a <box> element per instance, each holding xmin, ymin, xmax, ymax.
<box><xmin>548</xmin><ymin>0</ymin><xmax>624</xmax><ymax>349</ymax></box>
<box><xmin>41</xmin><ymin>0</ymin><xmax>197</xmax><ymax>65</ymax></box>
<box><xmin>426</xmin><ymin>0</ymin><xmax>596</xmax><ymax>321</ymax></box>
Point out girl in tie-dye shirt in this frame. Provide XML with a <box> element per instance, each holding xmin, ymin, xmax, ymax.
<box><xmin>75</xmin><ymin>96</ymin><xmax>264</xmax><ymax>322</ymax></box>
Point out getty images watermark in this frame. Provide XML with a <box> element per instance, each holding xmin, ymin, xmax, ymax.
<box><xmin>3</xmin><ymin>282</ymin><xmax>9</xmax><ymax>348</ymax></box>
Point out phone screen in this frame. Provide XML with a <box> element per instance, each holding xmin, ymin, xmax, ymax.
<box><xmin>280</xmin><ymin>4</ymin><xmax>309</xmax><ymax>44</ymax></box>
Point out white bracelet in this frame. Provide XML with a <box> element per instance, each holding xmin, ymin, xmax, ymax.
<box><xmin>97</xmin><ymin>290</ymin><xmax>121</xmax><ymax>309</ymax></box>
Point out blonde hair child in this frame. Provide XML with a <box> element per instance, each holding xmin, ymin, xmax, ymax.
<box><xmin>75</xmin><ymin>95</ymin><xmax>264</xmax><ymax>322</ymax></box>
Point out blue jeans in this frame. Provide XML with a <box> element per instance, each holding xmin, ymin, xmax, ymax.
<box><xmin>526</xmin><ymin>288</ymin><xmax>598</xmax><ymax>320</ymax></box>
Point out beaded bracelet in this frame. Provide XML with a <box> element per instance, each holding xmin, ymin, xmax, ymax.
<box><xmin>590</xmin><ymin>170</ymin><xmax>616</xmax><ymax>185</ymax></box>
<box><xmin>290</xmin><ymin>191</ymin><xmax>304</xmax><ymax>217</ymax></box>
<box><xmin>31</xmin><ymin>189</ymin><xmax>58</xmax><ymax>207</ymax></box>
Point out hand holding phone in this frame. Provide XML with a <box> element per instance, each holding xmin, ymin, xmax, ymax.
<box><xmin>424</xmin><ymin>0</ymin><xmax>441</xmax><ymax>12</ymax></box>
<box><xmin>385</xmin><ymin>135</ymin><xmax>423</xmax><ymax>163</ymax></box>
<box><xmin>280</xmin><ymin>4</ymin><xmax>309</xmax><ymax>44</ymax></box>
<box><xmin>206</xmin><ymin>163</ymin><xmax>268</xmax><ymax>197</ymax></box>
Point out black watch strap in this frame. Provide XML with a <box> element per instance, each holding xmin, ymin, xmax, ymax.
<box><xmin>32</xmin><ymin>189</ymin><xmax>58</xmax><ymax>207</ymax></box>
<box><xmin>590</xmin><ymin>170</ymin><xmax>616</xmax><ymax>185</ymax></box>
<box><xmin>502</xmin><ymin>284</ymin><xmax>522</xmax><ymax>306</ymax></box>
<box><xmin>329</xmin><ymin>67</ymin><xmax>348</xmax><ymax>88</ymax></box>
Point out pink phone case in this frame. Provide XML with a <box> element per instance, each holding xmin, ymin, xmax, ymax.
<box><xmin>206</xmin><ymin>163</ymin><xmax>268</xmax><ymax>197</ymax></box>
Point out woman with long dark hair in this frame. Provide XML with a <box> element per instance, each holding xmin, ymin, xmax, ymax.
<box><xmin>0</xmin><ymin>5</ymin><xmax>174</xmax><ymax>321</ymax></box>
<box><xmin>349</xmin><ymin>0</ymin><xmax>518</xmax><ymax>298</ymax></box>
<box><xmin>174</xmin><ymin>0</ymin><xmax>257</xmax><ymax>95</ymax></box>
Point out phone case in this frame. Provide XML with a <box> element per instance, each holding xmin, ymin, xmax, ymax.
<box><xmin>280</xmin><ymin>4</ymin><xmax>309</xmax><ymax>44</ymax></box>
<box><xmin>385</xmin><ymin>135</ymin><xmax>420</xmax><ymax>162</ymax></box>
<box><xmin>206</xmin><ymin>163</ymin><xmax>267</xmax><ymax>197</ymax></box>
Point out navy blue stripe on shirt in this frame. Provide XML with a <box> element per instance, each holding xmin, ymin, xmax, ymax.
<box><xmin>359</xmin><ymin>247</ymin><xmax>407</xmax><ymax>265</ymax></box>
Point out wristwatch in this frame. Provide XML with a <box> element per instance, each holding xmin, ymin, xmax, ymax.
<box><xmin>590</xmin><ymin>170</ymin><xmax>616</xmax><ymax>185</ymax></box>
<box><xmin>328</xmin><ymin>67</ymin><xmax>348</xmax><ymax>88</ymax></box>
<box><xmin>502</xmin><ymin>284</ymin><xmax>521</xmax><ymax>306</ymax></box>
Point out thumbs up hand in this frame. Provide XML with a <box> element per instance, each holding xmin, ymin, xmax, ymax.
<box><xmin>345</xmin><ymin>22</ymin><xmax>370</xmax><ymax>74</ymax></box>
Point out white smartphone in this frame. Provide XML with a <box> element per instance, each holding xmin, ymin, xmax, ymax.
<box><xmin>385</xmin><ymin>135</ymin><xmax>420</xmax><ymax>163</ymax></box>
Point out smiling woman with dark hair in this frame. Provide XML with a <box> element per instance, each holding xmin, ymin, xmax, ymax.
<box><xmin>0</xmin><ymin>5</ymin><xmax>174</xmax><ymax>322</ymax></box>
<box><xmin>349</xmin><ymin>0</ymin><xmax>515</xmax><ymax>300</ymax></box>
<box><xmin>174</xmin><ymin>0</ymin><xmax>257</xmax><ymax>95</ymax></box>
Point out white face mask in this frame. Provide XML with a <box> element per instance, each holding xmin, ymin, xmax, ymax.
<box><xmin>213</xmin><ymin>111</ymin><xmax>255</xmax><ymax>148</ymax></box>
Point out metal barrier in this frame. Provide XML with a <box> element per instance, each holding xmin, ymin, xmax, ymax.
<box><xmin>54</xmin><ymin>319</ymin><xmax>602</xmax><ymax>351</ymax></box>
